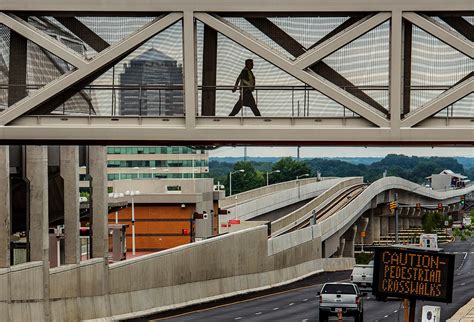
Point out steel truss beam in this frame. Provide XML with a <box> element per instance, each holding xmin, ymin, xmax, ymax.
<box><xmin>403</xmin><ymin>13</ymin><xmax>473</xmax><ymax>59</ymax></box>
<box><xmin>0</xmin><ymin>0</ymin><xmax>470</xmax><ymax>12</ymax></box>
<box><xmin>0</xmin><ymin>13</ymin><xmax>183</xmax><ymax>126</ymax></box>
<box><xmin>196</xmin><ymin>13</ymin><xmax>390</xmax><ymax>127</ymax></box>
<box><xmin>293</xmin><ymin>12</ymin><xmax>391</xmax><ymax>69</ymax></box>
<box><xmin>1</xmin><ymin>117</ymin><xmax>473</xmax><ymax>144</ymax></box>
<box><xmin>0</xmin><ymin>3</ymin><xmax>472</xmax><ymax>144</ymax></box>
<box><xmin>245</xmin><ymin>16</ymin><xmax>388</xmax><ymax>114</ymax></box>
<box><xmin>401</xmin><ymin>77</ymin><xmax>474</xmax><ymax>127</ymax></box>
<box><xmin>0</xmin><ymin>13</ymin><xmax>87</xmax><ymax>68</ymax></box>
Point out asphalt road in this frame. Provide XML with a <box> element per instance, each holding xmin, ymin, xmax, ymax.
<box><xmin>139</xmin><ymin>237</ymin><xmax>474</xmax><ymax>322</ymax></box>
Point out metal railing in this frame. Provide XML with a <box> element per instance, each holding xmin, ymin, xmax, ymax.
<box><xmin>1</xmin><ymin>83</ymin><xmax>470</xmax><ymax>118</ymax></box>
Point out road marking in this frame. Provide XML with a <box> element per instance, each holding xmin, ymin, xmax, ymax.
<box><xmin>461</xmin><ymin>282</ymin><xmax>466</xmax><ymax>286</ymax></box>
<box><xmin>273</xmin><ymin>308</ymin><xmax>279</xmax><ymax>311</ymax></box>
<box><xmin>255</xmin><ymin>312</ymin><xmax>262</xmax><ymax>315</ymax></box>
<box><xmin>234</xmin><ymin>317</ymin><xmax>242</xmax><ymax>320</ymax></box>
<box><xmin>394</xmin><ymin>310</ymin><xmax>398</xmax><ymax>313</ymax></box>
<box><xmin>457</xmin><ymin>252</ymin><xmax>468</xmax><ymax>271</ymax></box>
<box><xmin>384</xmin><ymin>315</ymin><xmax>389</xmax><ymax>318</ymax></box>
<box><xmin>153</xmin><ymin>277</ymin><xmax>350</xmax><ymax>320</ymax></box>
<box><xmin>289</xmin><ymin>303</ymin><xmax>295</xmax><ymax>306</ymax></box>
<box><xmin>302</xmin><ymin>319</ymin><xmax>309</xmax><ymax>322</ymax></box>
<box><xmin>303</xmin><ymin>299</ymin><xmax>308</xmax><ymax>302</ymax></box>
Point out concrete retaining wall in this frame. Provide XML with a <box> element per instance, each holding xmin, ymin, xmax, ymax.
<box><xmin>0</xmin><ymin>225</ymin><xmax>354</xmax><ymax>322</ymax></box>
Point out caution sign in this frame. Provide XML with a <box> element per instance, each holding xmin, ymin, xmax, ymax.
<box><xmin>372</xmin><ymin>247</ymin><xmax>455</xmax><ymax>303</ymax></box>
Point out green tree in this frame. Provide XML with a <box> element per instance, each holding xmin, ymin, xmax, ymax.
<box><xmin>270</xmin><ymin>157</ymin><xmax>312</xmax><ymax>184</ymax></box>
<box><xmin>225</xmin><ymin>161</ymin><xmax>264</xmax><ymax>195</ymax></box>
<box><xmin>422</xmin><ymin>211</ymin><xmax>444</xmax><ymax>233</ymax></box>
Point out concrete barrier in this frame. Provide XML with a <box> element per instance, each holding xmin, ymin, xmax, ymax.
<box><xmin>0</xmin><ymin>225</ymin><xmax>354</xmax><ymax>321</ymax></box>
<box><xmin>219</xmin><ymin>177</ymin><xmax>323</xmax><ymax>208</ymax></box>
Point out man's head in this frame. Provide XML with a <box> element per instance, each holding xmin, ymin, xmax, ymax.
<box><xmin>245</xmin><ymin>59</ymin><xmax>254</xmax><ymax>69</ymax></box>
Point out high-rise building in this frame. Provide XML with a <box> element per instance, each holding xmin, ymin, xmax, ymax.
<box><xmin>106</xmin><ymin>146</ymin><xmax>209</xmax><ymax>181</ymax></box>
<box><xmin>119</xmin><ymin>48</ymin><xmax>183</xmax><ymax>116</ymax></box>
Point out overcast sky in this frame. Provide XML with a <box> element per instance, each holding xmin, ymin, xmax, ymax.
<box><xmin>209</xmin><ymin>146</ymin><xmax>474</xmax><ymax>158</ymax></box>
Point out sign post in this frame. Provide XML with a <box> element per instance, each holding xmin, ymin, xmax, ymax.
<box><xmin>373</xmin><ymin>246</ymin><xmax>455</xmax><ymax>322</ymax></box>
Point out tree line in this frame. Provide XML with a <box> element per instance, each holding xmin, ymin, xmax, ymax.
<box><xmin>209</xmin><ymin>154</ymin><xmax>473</xmax><ymax>195</ymax></box>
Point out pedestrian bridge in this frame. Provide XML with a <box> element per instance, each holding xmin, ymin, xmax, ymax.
<box><xmin>0</xmin><ymin>0</ymin><xmax>472</xmax><ymax>145</ymax></box>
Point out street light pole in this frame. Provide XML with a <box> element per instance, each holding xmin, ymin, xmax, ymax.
<box><xmin>296</xmin><ymin>173</ymin><xmax>310</xmax><ymax>199</ymax></box>
<box><xmin>266</xmin><ymin>169</ymin><xmax>281</xmax><ymax>186</ymax></box>
<box><xmin>131</xmin><ymin>191</ymin><xmax>135</xmax><ymax>255</ymax></box>
<box><xmin>129</xmin><ymin>166</ymin><xmax>140</xmax><ymax>255</ymax></box>
<box><xmin>229</xmin><ymin>169</ymin><xmax>245</xmax><ymax>196</ymax></box>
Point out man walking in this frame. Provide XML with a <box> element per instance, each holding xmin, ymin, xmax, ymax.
<box><xmin>229</xmin><ymin>59</ymin><xmax>261</xmax><ymax>116</ymax></box>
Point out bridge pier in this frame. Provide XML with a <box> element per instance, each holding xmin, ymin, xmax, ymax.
<box><xmin>399</xmin><ymin>208</ymin><xmax>409</xmax><ymax>230</ymax></box>
<box><xmin>380</xmin><ymin>215</ymin><xmax>389</xmax><ymax>236</ymax></box>
<box><xmin>0</xmin><ymin>146</ymin><xmax>10</xmax><ymax>268</ymax></box>
<box><xmin>357</xmin><ymin>217</ymin><xmax>369</xmax><ymax>247</ymax></box>
<box><xmin>365</xmin><ymin>208</ymin><xmax>381</xmax><ymax>244</ymax></box>
<box><xmin>25</xmin><ymin>145</ymin><xmax>51</xmax><ymax>321</ymax></box>
<box><xmin>338</xmin><ymin>238</ymin><xmax>345</xmax><ymax>258</ymax></box>
<box><xmin>89</xmin><ymin>146</ymin><xmax>108</xmax><ymax>258</ymax></box>
<box><xmin>60</xmin><ymin>146</ymin><xmax>80</xmax><ymax>264</ymax></box>
<box><xmin>342</xmin><ymin>226</ymin><xmax>357</xmax><ymax>258</ymax></box>
<box><xmin>402</xmin><ymin>208</ymin><xmax>411</xmax><ymax>230</ymax></box>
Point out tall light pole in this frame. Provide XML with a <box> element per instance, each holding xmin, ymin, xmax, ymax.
<box><xmin>125</xmin><ymin>189</ymin><xmax>140</xmax><ymax>255</ymax></box>
<box><xmin>296</xmin><ymin>173</ymin><xmax>310</xmax><ymax>180</ymax></box>
<box><xmin>229</xmin><ymin>169</ymin><xmax>245</xmax><ymax>196</ymax></box>
<box><xmin>127</xmin><ymin>166</ymin><xmax>140</xmax><ymax>255</ymax></box>
<box><xmin>296</xmin><ymin>173</ymin><xmax>310</xmax><ymax>199</ymax></box>
<box><xmin>266</xmin><ymin>169</ymin><xmax>280</xmax><ymax>186</ymax></box>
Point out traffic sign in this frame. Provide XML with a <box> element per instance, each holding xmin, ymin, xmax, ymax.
<box><xmin>372</xmin><ymin>247</ymin><xmax>455</xmax><ymax>303</ymax></box>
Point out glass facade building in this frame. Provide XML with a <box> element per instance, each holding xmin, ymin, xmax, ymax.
<box><xmin>106</xmin><ymin>146</ymin><xmax>209</xmax><ymax>181</ymax></box>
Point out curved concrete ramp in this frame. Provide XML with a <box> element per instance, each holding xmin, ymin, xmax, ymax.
<box><xmin>219</xmin><ymin>177</ymin><xmax>351</xmax><ymax>222</ymax></box>
<box><xmin>271</xmin><ymin>177</ymin><xmax>364</xmax><ymax>236</ymax></box>
<box><xmin>318</xmin><ymin>177</ymin><xmax>473</xmax><ymax>242</ymax></box>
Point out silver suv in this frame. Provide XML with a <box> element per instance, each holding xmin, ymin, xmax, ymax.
<box><xmin>318</xmin><ymin>282</ymin><xmax>365</xmax><ymax>322</ymax></box>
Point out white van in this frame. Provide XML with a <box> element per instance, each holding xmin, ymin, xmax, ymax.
<box><xmin>350</xmin><ymin>260</ymin><xmax>374</xmax><ymax>288</ymax></box>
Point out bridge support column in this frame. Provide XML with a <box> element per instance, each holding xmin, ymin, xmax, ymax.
<box><xmin>358</xmin><ymin>217</ymin><xmax>369</xmax><ymax>247</ymax></box>
<box><xmin>403</xmin><ymin>208</ymin><xmax>413</xmax><ymax>229</ymax></box>
<box><xmin>60</xmin><ymin>146</ymin><xmax>80</xmax><ymax>264</ymax></box>
<box><xmin>338</xmin><ymin>238</ymin><xmax>345</xmax><ymax>258</ymax></box>
<box><xmin>0</xmin><ymin>146</ymin><xmax>10</xmax><ymax>268</ymax></box>
<box><xmin>366</xmin><ymin>208</ymin><xmax>381</xmax><ymax>244</ymax></box>
<box><xmin>342</xmin><ymin>226</ymin><xmax>357</xmax><ymax>258</ymax></box>
<box><xmin>389</xmin><ymin>215</ymin><xmax>396</xmax><ymax>234</ymax></box>
<box><xmin>380</xmin><ymin>215</ymin><xmax>389</xmax><ymax>236</ymax></box>
<box><xmin>89</xmin><ymin>146</ymin><xmax>108</xmax><ymax>258</ymax></box>
<box><xmin>26</xmin><ymin>145</ymin><xmax>51</xmax><ymax>321</ymax></box>
<box><xmin>410</xmin><ymin>209</ymin><xmax>420</xmax><ymax>227</ymax></box>
<box><xmin>26</xmin><ymin>146</ymin><xmax>49</xmax><ymax>262</ymax></box>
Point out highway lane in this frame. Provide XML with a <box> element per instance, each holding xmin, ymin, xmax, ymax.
<box><xmin>148</xmin><ymin>237</ymin><xmax>474</xmax><ymax>322</ymax></box>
